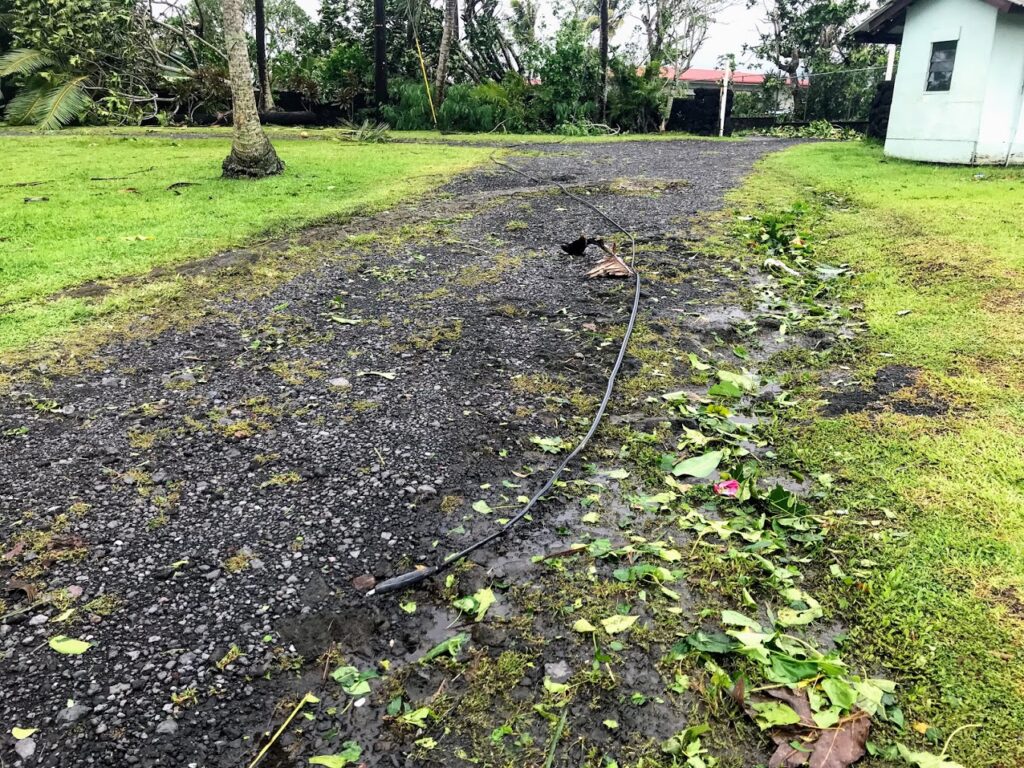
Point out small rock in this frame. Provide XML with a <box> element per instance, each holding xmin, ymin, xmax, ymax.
<box><xmin>57</xmin><ymin>703</ymin><xmax>91</xmax><ymax>724</ymax></box>
<box><xmin>156</xmin><ymin>718</ymin><xmax>178</xmax><ymax>736</ymax></box>
<box><xmin>15</xmin><ymin>738</ymin><xmax>36</xmax><ymax>760</ymax></box>
<box><xmin>328</xmin><ymin>377</ymin><xmax>351</xmax><ymax>389</ymax></box>
<box><xmin>351</xmin><ymin>574</ymin><xmax>376</xmax><ymax>592</ymax></box>
<box><xmin>544</xmin><ymin>660</ymin><xmax>572</xmax><ymax>682</ymax></box>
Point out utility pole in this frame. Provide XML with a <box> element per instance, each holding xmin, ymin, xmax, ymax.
<box><xmin>599</xmin><ymin>0</ymin><xmax>609</xmax><ymax>120</ymax></box>
<box><xmin>718</xmin><ymin>60</ymin><xmax>731</xmax><ymax>137</ymax></box>
<box><xmin>374</xmin><ymin>0</ymin><xmax>388</xmax><ymax>106</ymax></box>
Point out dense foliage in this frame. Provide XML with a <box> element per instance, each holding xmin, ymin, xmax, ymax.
<box><xmin>0</xmin><ymin>0</ymin><xmax>881</xmax><ymax>131</ymax></box>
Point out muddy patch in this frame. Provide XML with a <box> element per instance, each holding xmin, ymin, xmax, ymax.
<box><xmin>821</xmin><ymin>364</ymin><xmax>949</xmax><ymax>417</ymax></box>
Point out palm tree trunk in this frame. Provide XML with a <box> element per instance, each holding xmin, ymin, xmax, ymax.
<box><xmin>433</xmin><ymin>0</ymin><xmax>458</xmax><ymax>101</ymax></box>
<box><xmin>255</xmin><ymin>0</ymin><xmax>275</xmax><ymax>111</ymax></box>
<box><xmin>221</xmin><ymin>0</ymin><xmax>283</xmax><ymax>178</ymax></box>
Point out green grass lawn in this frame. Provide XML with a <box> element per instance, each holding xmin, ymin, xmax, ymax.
<box><xmin>0</xmin><ymin>131</ymin><xmax>489</xmax><ymax>352</ymax></box>
<box><xmin>733</xmin><ymin>142</ymin><xmax>1024</xmax><ymax>765</ymax></box>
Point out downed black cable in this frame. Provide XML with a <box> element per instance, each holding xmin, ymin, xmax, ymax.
<box><xmin>367</xmin><ymin>151</ymin><xmax>641</xmax><ymax>596</ymax></box>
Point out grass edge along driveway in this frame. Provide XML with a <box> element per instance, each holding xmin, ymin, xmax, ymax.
<box><xmin>0</xmin><ymin>133</ymin><xmax>490</xmax><ymax>354</ymax></box>
<box><xmin>733</xmin><ymin>142</ymin><xmax>1024</xmax><ymax>766</ymax></box>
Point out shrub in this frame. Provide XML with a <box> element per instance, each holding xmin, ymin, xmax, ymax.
<box><xmin>607</xmin><ymin>58</ymin><xmax>664</xmax><ymax>133</ymax></box>
<box><xmin>381</xmin><ymin>80</ymin><xmax>436</xmax><ymax>130</ymax></box>
<box><xmin>437</xmin><ymin>76</ymin><xmax>531</xmax><ymax>133</ymax></box>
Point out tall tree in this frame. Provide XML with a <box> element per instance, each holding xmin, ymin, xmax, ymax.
<box><xmin>255</xmin><ymin>0</ymin><xmax>276</xmax><ymax>110</ymax></box>
<box><xmin>372</xmin><ymin>0</ymin><xmax>386</xmax><ymax>104</ymax></box>
<box><xmin>746</xmin><ymin>0</ymin><xmax>865</xmax><ymax>107</ymax></box>
<box><xmin>638</xmin><ymin>0</ymin><xmax>728</xmax><ymax>67</ymax></box>
<box><xmin>434</xmin><ymin>0</ymin><xmax>458</xmax><ymax>99</ymax></box>
<box><xmin>637</xmin><ymin>0</ymin><xmax>729</xmax><ymax>128</ymax></box>
<box><xmin>598</xmin><ymin>0</ymin><xmax>608</xmax><ymax>119</ymax></box>
<box><xmin>0</xmin><ymin>0</ymin><xmax>165</xmax><ymax>128</ymax></box>
<box><xmin>221</xmin><ymin>0</ymin><xmax>283</xmax><ymax>177</ymax></box>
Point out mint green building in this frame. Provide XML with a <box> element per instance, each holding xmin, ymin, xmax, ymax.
<box><xmin>855</xmin><ymin>0</ymin><xmax>1024</xmax><ymax>164</ymax></box>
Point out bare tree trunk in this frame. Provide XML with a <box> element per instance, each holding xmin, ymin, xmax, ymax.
<box><xmin>599</xmin><ymin>0</ymin><xmax>609</xmax><ymax>121</ymax></box>
<box><xmin>255</xmin><ymin>0</ymin><xmax>275</xmax><ymax>111</ymax></box>
<box><xmin>221</xmin><ymin>0</ymin><xmax>283</xmax><ymax>178</ymax></box>
<box><xmin>434</xmin><ymin>0</ymin><xmax>458</xmax><ymax>101</ymax></box>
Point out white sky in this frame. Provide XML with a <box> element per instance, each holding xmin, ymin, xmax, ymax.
<box><xmin>293</xmin><ymin>0</ymin><xmax>770</xmax><ymax>70</ymax></box>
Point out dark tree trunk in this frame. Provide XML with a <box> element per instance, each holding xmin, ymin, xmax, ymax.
<box><xmin>599</xmin><ymin>0</ymin><xmax>609</xmax><ymax>120</ymax></box>
<box><xmin>255</xmin><ymin>0</ymin><xmax>275</xmax><ymax>112</ymax></box>
<box><xmin>373</xmin><ymin>0</ymin><xmax>387</xmax><ymax>105</ymax></box>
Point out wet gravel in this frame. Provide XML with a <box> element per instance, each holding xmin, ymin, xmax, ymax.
<box><xmin>0</xmin><ymin>138</ymin><xmax>795</xmax><ymax>767</ymax></box>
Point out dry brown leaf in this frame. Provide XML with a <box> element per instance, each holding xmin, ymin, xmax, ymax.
<box><xmin>808</xmin><ymin>714</ymin><xmax>869</xmax><ymax>768</ymax></box>
<box><xmin>745</xmin><ymin>687</ymin><xmax>871</xmax><ymax>768</ymax></box>
<box><xmin>586</xmin><ymin>254</ymin><xmax>633</xmax><ymax>279</ymax></box>
<box><xmin>5</xmin><ymin>579</ymin><xmax>39</xmax><ymax>602</ymax></box>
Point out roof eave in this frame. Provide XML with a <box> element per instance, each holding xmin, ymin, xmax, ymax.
<box><xmin>850</xmin><ymin>0</ymin><xmax>911</xmax><ymax>43</ymax></box>
<box><xmin>852</xmin><ymin>0</ymin><xmax>1024</xmax><ymax>43</ymax></box>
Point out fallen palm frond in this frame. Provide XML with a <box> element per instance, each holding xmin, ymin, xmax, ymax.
<box><xmin>338</xmin><ymin>120</ymin><xmax>391</xmax><ymax>143</ymax></box>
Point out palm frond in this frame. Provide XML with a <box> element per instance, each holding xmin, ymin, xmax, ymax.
<box><xmin>3</xmin><ymin>81</ymin><xmax>51</xmax><ymax>126</ymax></box>
<box><xmin>0</xmin><ymin>48</ymin><xmax>55</xmax><ymax>78</ymax></box>
<box><xmin>36</xmin><ymin>77</ymin><xmax>92</xmax><ymax>130</ymax></box>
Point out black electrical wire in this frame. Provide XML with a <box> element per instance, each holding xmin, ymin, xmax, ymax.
<box><xmin>367</xmin><ymin>149</ymin><xmax>642</xmax><ymax>596</ymax></box>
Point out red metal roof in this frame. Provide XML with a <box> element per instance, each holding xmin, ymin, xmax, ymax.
<box><xmin>656</xmin><ymin>66</ymin><xmax>807</xmax><ymax>87</ymax></box>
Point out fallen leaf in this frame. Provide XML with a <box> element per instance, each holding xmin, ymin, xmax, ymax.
<box><xmin>419</xmin><ymin>633</ymin><xmax>468</xmax><ymax>663</ymax></box>
<box><xmin>11</xmin><ymin>727</ymin><xmax>37</xmax><ymax>740</ymax></box>
<box><xmin>543</xmin><ymin>677</ymin><xmax>569</xmax><ymax>694</ymax></box>
<box><xmin>600</xmin><ymin>615</ymin><xmax>638</xmax><ymax>634</ymax></box>
<box><xmin>573</xmin><ymin>618</ymin><xmax>597</xmax><ymax>633</ymax></box>
<box><xmin>5</xmin><ymin>578</ymin><xmax>38</xmax><ymax>601</ymax></box>
<box><xmin>48</xmin><ymin>635</ymin><xmax>92</xmax><ymax>655</ymax></box>
<box><xmin>804</xmin><ymin>714</ymin><xmax>869</xmax><ymax>768</ymax></box>
<box><xmin>896</xmin><ymin>744</ymin><xmax>965</xmax><ymax>768</ymax></box>
<box><xmin>308</xmin><ymin>740</ymin><xmax>362</xmax><ymax>767</ymax></box>
<box><xmin>752</xmin><ymin>701</ymin><xmax>802</xmax><ymax>730</ymax></box>
<box><xmin>672</xmin><ymin>450</ymin><xmax>723</xmax><ymax>478</ymax></box>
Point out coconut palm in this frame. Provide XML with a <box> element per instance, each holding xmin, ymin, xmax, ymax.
<box><xmin>0</xmin><ymin>49</ymin><xmax>92</xmax><ymax>129</ymax></box>
<box><xmin>433</xmin><ymin>0</ymin><xmax>458</xmax><ymax>100</ymax></box>
<box><xmin>220</xmin><ymin>0</ymin><xmax>283</xmax><ymax>177</ymax></box>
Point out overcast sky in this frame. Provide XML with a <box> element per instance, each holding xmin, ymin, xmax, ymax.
<box><xmin>292</xmin><ymin>1</ymin><xmax>771</xmax><ymax>70</ymax></box>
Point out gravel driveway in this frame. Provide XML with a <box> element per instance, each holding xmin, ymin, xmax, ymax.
<box><xmin>0</xmin><ymin>137</ymin><xmax>794</xmax><ymax>767</ymax></box>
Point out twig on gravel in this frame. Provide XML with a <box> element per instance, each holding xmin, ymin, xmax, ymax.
<box><xmin>0</xmin><ymin>600</ymin><xmax>46</xmax><ymax>622</ymax></box>
<box><xmin>247</xmin><ymin>691</ymin><xmax>319</xmax><ymax>768</ymax></box>
<box><xmin>321</xmin><ymin>642</ymin><xmax>335</xmax><ymax>684</ymax></box>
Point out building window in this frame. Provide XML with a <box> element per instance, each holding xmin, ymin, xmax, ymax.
<box><xmin>926</xmin><ymin>41</ymin><xmax>957</xmax><ymax>92</ymax></box>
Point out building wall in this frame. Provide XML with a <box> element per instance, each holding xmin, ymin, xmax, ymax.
<box><xmin>884</xmin><ymin>0</ymin><xmax>999</xmax><ymax>163</ymax></box>
<box><xmin>977</xmin><ymin>14</ymin><xmax>1024</xmax><ymax>164</ymax></box>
